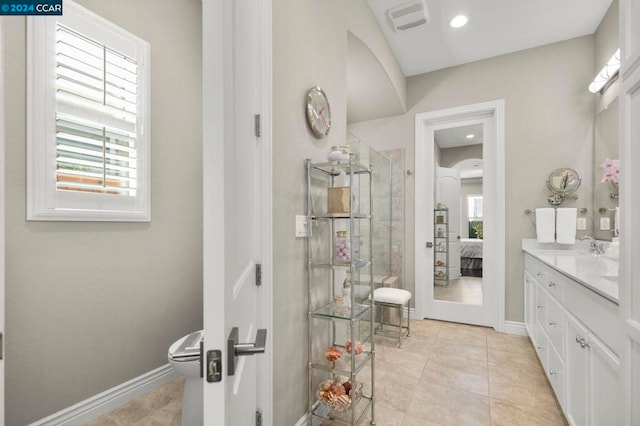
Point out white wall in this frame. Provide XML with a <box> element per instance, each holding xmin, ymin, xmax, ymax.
<box><xmin>349</xmin><ymin>36</ymin><xmax>595</xmax><ymax>322</ymax></box>
<box><xmin>4</xmin><ymin>1</ymin><xmax>203</xmax><ymax>423</ymax></box>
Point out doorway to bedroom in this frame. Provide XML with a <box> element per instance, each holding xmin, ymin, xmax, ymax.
<box><xmin>415</xmin><ymin>100</ymin><xmax>505</xmax><ymax>329</ymax></box>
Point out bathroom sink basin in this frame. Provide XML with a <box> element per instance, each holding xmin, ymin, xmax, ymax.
<box><xmin>600</xmin><ymin>275</ymin><xmax>619</xmax><ymax>283</ymax></box>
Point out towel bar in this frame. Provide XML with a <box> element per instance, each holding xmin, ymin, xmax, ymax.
<box><xmin>525</xmin><ymin>207</ymin><xmax>588</xmax><ymax>215</ymax></box>
<box><xmin>598</xmin><ymin>207</ymin><xmax>617</xmax><ymax>214</ymax></box>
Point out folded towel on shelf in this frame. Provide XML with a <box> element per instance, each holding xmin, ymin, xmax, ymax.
<box><xmin>556</xmin><ymin>208</ymin><xmax>577</xmax><ymax>244</ymax></box>
<box><xmin>536</xmin><ymin>208</ymin><xmax>555</xmax><ymax>243</ymax></box>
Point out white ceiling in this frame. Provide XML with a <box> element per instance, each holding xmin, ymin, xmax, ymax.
<box><xmin>366</xmin><ymin>0</ymin><xmax>613</xmax><ymax>76</ymax></box>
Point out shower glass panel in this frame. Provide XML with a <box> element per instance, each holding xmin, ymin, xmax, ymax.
<box><xmin>346</xmin><ymin>134</ymin><xmax>395</xmax><ymax>290</ymax></box>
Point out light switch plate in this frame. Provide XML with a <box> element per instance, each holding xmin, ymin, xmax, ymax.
<box><xmin>577</xmin><ymin>217</ymin><xmax>587</xmax><ymax>230</ymax></box>
<box><xmin>295</xmin><ymin>215</ymin><xmax>309</xmax><ymax>237</ymax></box>
<box><xmin>600</xmin><ymin>217</ymin><xmax>611</xmax><ymax>231</ymax></box>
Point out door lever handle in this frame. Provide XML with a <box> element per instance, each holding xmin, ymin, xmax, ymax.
<box><xmin>227</xmin><ymin>327</ymin><xmax>268</xmax><ymax>376</ymax></box>
<box><xmin>234</xmin><ymin>329</ymin><xmax>267</xmax><ymax>356</ymax></box>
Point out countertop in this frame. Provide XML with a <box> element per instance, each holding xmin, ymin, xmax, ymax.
<box><xmin>522</xmin><ymin>239</ymin><xmax>619</xmax><ymax>304</ymax></box>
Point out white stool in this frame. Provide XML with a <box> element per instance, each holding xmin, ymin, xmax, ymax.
<box><xmin>373</xmin><ymin>288</ymin><xmax>411</xmax><ymax>348</ymax></box>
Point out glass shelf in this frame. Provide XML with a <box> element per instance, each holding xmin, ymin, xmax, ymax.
<box><xmin>313</xmin><ymin>213</ymin><xmax>372</xmax><ymax>220</ymax></box>
<box><xmin>310</xmin><ymin>351</ymin><xmax>373</xmax><ymax>376</ymax></box>
<box><xmin>311</xmin><ymin>394</ymin><xmax>373</xmax><ymax>425</ymax></box>
<box><xmin>309</xmin><ymin>259</ymin><xmax>372</xmax><ymax>270</ymax></box>
<box><xmin>311</xmin><ymin>161</ymin><xmax>371</xmax><ymax>176</ymax></box>
<box><xmin>310</xmin><ymin>303</ymin><xmax>372</xmax><ymax>321</ymax></box>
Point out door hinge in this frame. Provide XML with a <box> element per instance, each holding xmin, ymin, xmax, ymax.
<box><xmin>256</xmin><ymin>409</ymin><xmax>263</xmax><ymax>426</ymax></box>
<box><xmin>254</xmin><ymin>114</ymin><xmax>262</xmax><ymax>138</ymax></box>
<box><xmin>256</xmin><ymin>263</ymin><xmax>262</xmax><ymax>286</ymax></box>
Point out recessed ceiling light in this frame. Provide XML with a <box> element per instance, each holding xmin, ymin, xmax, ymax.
<box><xmin>450</xmin><ymin>15</ymin><xmax>468</xmax><ymax>29</ymax></box>
<box><xmin>466</xmin><ymin>134</ymin><xmax>475</xmax><ymax>139</ymax></box>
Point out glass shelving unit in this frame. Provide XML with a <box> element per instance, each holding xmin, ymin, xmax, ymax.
<box><xmin>305</xmin><ymin>153</ymin><xmax>376</xmax><ymax>425</ymax></box>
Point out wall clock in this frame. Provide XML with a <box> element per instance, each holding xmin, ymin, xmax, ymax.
<box><xmin>305</xmin><ymin>86</ymin><xmax>331</xmax><ymax>138</ymax></box>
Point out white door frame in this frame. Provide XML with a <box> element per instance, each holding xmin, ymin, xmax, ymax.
<box><xmin>202</xmin><ymin>0</ymin><xmax>273</xmax><ymax>424</ymax></box>
<box><xmin>0</xmin><ymin>16</ymin><xmax>5</xmax><ymax>426</ymax></box>
<box><xmin>619</xmin><ymin>0</ymin><xmax>640</xmax><ymax>423</ymax></box>
<box><xmin>414</xmin><ymin>100</ymin><xmax>505</xmax><ymax>331</ymax></box>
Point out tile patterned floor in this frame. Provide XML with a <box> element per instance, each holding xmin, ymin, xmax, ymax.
<box><xmin>87</xmin><ymin>378</ymin><xmax>183</xmax><ymax>426</ymax></box>
<box><xmin>90</xmin><ymin>320</ymin><xmax>567</xmax><ymax>425</ymax></box>
<box><xmin>434</xmin><ymin>276</ymin><xmax>483</xmax><ymax>305</ymax></box>
<box><xmin>362</xmin><ymin>320</ymin><xmax>567</xmax><ymax>426</ymax></box>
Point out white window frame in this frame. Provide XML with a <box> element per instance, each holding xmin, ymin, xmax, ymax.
<box><xmin>467</xmin><ymin>194</ymin><xmax>483</xmax><ymax>220</ymax></box>
<box><xmin>27</xmin><ymin>0</ymin><xmax>150</xmax><ymax>221</ymax></box>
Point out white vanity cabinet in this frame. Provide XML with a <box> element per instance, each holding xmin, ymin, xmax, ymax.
<box><xmin>524</xmin><ymin>253</ymin><xmax>622</xmax><ymax>426</ymax></box>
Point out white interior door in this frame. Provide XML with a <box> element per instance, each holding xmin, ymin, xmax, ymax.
<box><xmin>203</xmin><ymin>0</ymin><xmax>271</xmax><ymax>424</ymax></box>
<box><xmin>415</xmin><ymin>102</ymin><xmax>505</xmax><ymax>329</ymax></box>
<box><xmin>436</xmin><ymin>167</ymin><xmax>461</xmax><ymax>279</ymax></box>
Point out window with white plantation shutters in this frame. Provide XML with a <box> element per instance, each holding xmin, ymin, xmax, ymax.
<box><xmin>55</xmin><ymin>25</ymin><xmax>138</xmax><ymax>197</ymax></box>
<box><xmin>27</xmin><ymin>0</ymin><xmax>150</xmax><ymax>221</ymax></box>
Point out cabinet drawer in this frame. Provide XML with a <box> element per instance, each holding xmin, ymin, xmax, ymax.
<box><xmin>547</xmin><ymin>343</ymin><xmax>565</xmax><ymax>407</ymax></box>
<box><xmin>564</xmin><ymin>279</ymin><xmax>622</xmax><ymax>356</ymax></box>
<box><xmin>545</xmin><ymin>294</ymin><xmax>564</xmax><ymax>359</ymax></box>
<box><xmin>542</xmin><ymin>267</ymin><xmax>565</xmax><ymax>303</ymax></box>
<box><xmin>535</xmin><ymin>283</ymin><xmax>548</xmax><ymax>331</ymax></box>
<box><xmin>525</xmin><ymin>255</ymin><xmax>548</xmax><ymax>284</ymax></box>
<box><xmin>533</xmin><ymin>324</ymin><xmax>549</xmax><ymax>370</ymax></box>
<box><xmin>525</xmin><ymin>255</ymin><xmax>564</xmax><ymax>302</ymax></box>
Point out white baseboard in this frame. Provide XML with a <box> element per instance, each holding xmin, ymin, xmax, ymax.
<box><xmin>31</xmin><ymin>364</ymin><xmax>178</xmax><ymax>426</ymax></box>
<box><xmin>503</xmin><ymin>320</ymin><xmax>528</xmax><ymax>336</ymax></box>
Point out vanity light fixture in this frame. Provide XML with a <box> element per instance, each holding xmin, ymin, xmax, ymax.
<box><xmin>589</xmin><ymin>48</ymin><xmax>621</xmax><ymax>93</ymax></box>
<box><xmin>466</xmin><ymin>134</ymin><xmax>475</xmax><ymax>139</ymax></box>
<box><xmin>449</xmin><ymin>14</ymin><xmax>468</xmax><ymax>28</ymax></box>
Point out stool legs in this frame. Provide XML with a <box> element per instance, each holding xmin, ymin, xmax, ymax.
<box><xmin>374</xmin><ymin>301</ymin><xmax>411</xmax><ymax>348</ymax></box>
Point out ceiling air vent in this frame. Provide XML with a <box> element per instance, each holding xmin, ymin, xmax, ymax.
<box><xmin>386</xmin><ymin>0</ymin><xmax>429</xmax><ymax>33</ymax></box>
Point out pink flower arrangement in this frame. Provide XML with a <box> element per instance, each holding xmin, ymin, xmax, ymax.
<box><xmin>600</xmin><ymin>159</ymin><xmax>619</xmax><ymax>185</ymax></box>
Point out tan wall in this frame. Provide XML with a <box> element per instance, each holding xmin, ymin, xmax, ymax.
<box><xmin>348</xmin><ymin>36</ymin><xmax>595</xmax><ymax>322</ymax></box>
<box><xmin>4</xmin><ymin>1</ymin><xmax>203</xmax><ymax>423</ymax></box>
<box><xmin>440</xmin><ymin>145</ymin><xmax>483</xmax><ymax>168</ymax></box>
<box><xmin>272</xmin><ymin>0</ymin><xmax>347</xmax><ymax>424</ymax></box>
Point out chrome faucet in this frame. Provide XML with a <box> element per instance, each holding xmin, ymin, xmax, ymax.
<box><xmin>579</xmin><ymin>236</ymin><xmax>604</xmax><ymax>255</ymax></box>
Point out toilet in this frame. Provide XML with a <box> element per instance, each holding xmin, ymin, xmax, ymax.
<box><xmin>168</xmin><ymin>330</ymin><xmax>203</xmax><ymax>426</ymax></box>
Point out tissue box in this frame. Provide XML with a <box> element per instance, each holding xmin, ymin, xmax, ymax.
<box><xmin>327</xmin><ymin>187</ymin><xmax>350</xmax><ymax>213</ymax></box>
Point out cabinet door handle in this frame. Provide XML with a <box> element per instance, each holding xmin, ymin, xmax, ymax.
<box><xmin>536</xmin><ymin>304</ymin><xmax>544</xmax><ymax>309</ymax></box>
<box><xmin>536</xmin><ymin>344</ymin><xmax>544</xmax><ymax>350</ymax></box>
<box><xmin>575</xmin><ymin>336</ymin><xmax>590</xmax><ymax>349</ymax></box>
<box><xmin>536</xmin><ymin>272</ymin><xmax>543</xmax><ymax>277</ymax></box>
<box><xmin>549</xmin><ymin>369</ymin><xmax>557</xmax><ymax>376</ymax></box>
<box><xmin>548</xmin><ymin>320</ymin><xmax>557</xmax><ymax>327</ymax></box>
<box><xmin>548</xmin><ymin>281</ymin><xmax>556</xmax><ymax>288</ymax></box>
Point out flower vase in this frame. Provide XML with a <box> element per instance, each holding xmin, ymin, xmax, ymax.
<box><xmin>609</xmin><ymin>181</ymin><xmax>619</xmax><ymax>199</ymax></box>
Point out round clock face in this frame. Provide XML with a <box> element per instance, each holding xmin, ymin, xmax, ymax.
<box><xmin>306</xmin><ymin>86</ymin><xmax>331</xmax><ymax>138</ymax></box>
